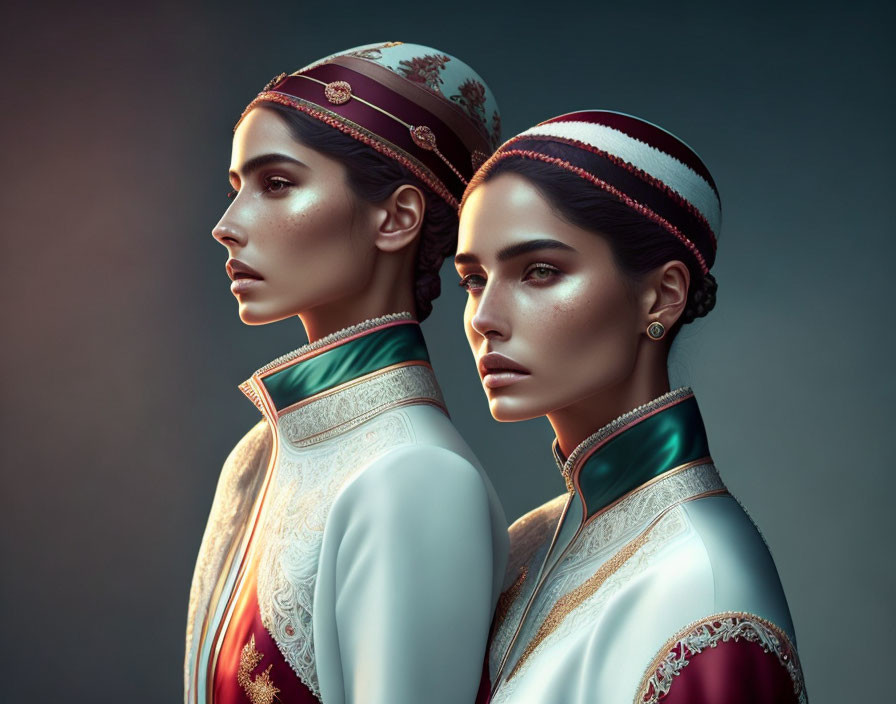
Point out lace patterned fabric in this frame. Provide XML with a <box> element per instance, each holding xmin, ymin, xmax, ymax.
<box><xmin>256</xmin><ymin>412</ymin><xmax>417</xmax><ymax>697</ymax></box>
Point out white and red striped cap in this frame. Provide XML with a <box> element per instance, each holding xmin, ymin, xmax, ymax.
<box><xmin>463</xmin><ymin>110</ymin><xmax>720</xmax><ymax>274</ymax></box>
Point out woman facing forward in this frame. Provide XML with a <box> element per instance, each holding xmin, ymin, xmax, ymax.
<box><xmin>184</xmin><ymin>42</ymin><xmax>507</xmax><ymax>704</ymax></box>
<box><xmin>456</xmin><ymin>111</ymin><xmax>807</xmax><ymax>703</ymax></box>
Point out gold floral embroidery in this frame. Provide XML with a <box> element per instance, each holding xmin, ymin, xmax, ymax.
<box><xmin>238</xmin><ymin>634</ymin><xmax>280</xmax><ymax>704</ymax></box>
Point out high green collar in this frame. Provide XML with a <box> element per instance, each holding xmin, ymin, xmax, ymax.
<box><xmin>554</xmin><ymin>388</ymin><xmax>712</xmax><ymax>519</ymax></box>
<box><xmin>240</xmin><ymin>313</ymin><xmax>430</xmax><ymax>415</ymax></box>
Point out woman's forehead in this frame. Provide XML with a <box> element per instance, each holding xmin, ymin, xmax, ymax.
<box><xmin>458</xmin><ymin>174</ymin><xmax>581</xmax><ymax>259</ymax></box>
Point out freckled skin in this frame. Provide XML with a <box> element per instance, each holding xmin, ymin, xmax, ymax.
<box><xmin>458</xmin><ymin>174</ymin><xmax>642</xmax><ymax>420</ymax></box>
<box><xmin>212</xmin><ymin>108</ymin><xmax>380</xmax><ymax>326</ymax></box>
<box><xmin>457</xmin><ymin>173</ymin><xmax>687</xmax><ymax>453</ymax></box>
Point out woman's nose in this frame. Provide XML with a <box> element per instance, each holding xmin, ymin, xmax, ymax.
<box><xmin>469</xmin><ymin>283</ymin><xmax>510</xmax><ymax>341</ymax></box>
<box><xmin>211</xmin><ymin>213</ymin><xmax>246</xmax><ymax>248</ymax></box>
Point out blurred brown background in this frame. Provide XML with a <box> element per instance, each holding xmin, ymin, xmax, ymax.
<box><xmin>1</xmin><ymin>1</ymin><xmax>892</xmax><ymax>701</ymax></box>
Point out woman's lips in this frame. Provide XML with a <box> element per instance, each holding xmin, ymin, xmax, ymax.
<box><xmin>478</xmin><ymin>353</ymin><xmax>531</xmax><ymax>389</ymax></box>
<box><xmin>483</xmin><ymin>371</ymin><xmax>530</xmax><ymax>389</ymax></box>
<box><xmin>226</xmin><ymin>259</ymin><xmax>264</xmax><ymax>295</ymax></box>
<box><xmin>230</xmin><ymin>277</ymin><xmax>263</xmax><ymax>295</ymax></box>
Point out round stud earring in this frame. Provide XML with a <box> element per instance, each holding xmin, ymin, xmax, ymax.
<box><xmin>646</xmin><ymin>321</ymin><xmax>666</xmax><ymax>340</ymax></box>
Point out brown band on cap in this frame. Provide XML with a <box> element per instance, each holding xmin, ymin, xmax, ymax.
<box><xmin>325</xmin><ymin>55</ymin><xmax>492</xmax><ymax>156</ymax></box>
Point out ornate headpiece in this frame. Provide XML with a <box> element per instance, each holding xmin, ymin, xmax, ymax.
<box><xmin>238</xmin><ymin>42</ymin><xmax>501</xmax><ymax>211</ymax></box>
<box><xmin>463</xmin><ymin>110</ymin><xmax>720</xmax><ymax>274</ymax></box>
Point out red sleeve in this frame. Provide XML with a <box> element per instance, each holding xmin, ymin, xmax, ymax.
<box><xmin>638</xmin><ymin>613</ymin><xmax>807</xmax><ymax>704</ymax></box>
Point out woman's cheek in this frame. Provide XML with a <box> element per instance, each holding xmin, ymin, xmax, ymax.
<box><xmin>530</xmin><ymin>277</ymin><xmax>592</xmax><ymax>338</ymax></box>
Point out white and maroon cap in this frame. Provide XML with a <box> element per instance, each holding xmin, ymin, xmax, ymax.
<box><xmin>463</xmin><ymin>110</ymin><xmax>720</xmax><ymax>274</ymax></box>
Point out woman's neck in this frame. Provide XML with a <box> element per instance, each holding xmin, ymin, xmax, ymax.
<box><xmin>548</xmin><ymin>367</ymin><xmax>671</xmax><ymax>459</ymax></box>
<box><xmin>299</xmin><ymin>300</ymin><xmax>415</xmax><ymax>344</ymax></box>
<box><xmin>298</xmin><ymin>266</ymin><xmax>418</xmax><ymax>343</ymax></box>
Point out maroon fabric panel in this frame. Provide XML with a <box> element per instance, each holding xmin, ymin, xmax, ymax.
<box><xmin>658</xmin><ymin>637</ymin><xmax>800</xmax><ymax>704</ymax></box>
<box><xmin>545</xmin><ymin>111</ymin><xmax>718</xmax><ymax>194</ymax></box>
<box><xmin>508</xmin><ymin>136</ymin><xmax>717</xmax><ymax>268</ymax></box>
<box><xmin>474</xmin><ymin>654</ymin><xmax>491</xmax><ymax>704</ymax></box>
<box><xmin>213</xmin><ymin>560</ymin><xmax>319</xmax><ymax>704</ymax></box>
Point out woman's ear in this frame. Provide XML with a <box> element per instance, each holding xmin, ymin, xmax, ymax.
<box><xmin>373</xmin><ymin>184</ymin><xmax>426</xmax><ymax>253</ymax></box>
<box><xmin>643</xmin><ymin>260</ymin><xmax>690</xmax><ymax>329</ymax></box>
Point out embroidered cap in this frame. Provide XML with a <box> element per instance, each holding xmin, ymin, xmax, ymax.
<box><xmin>463</xmin><ymin>110</ymin><xmax>720</xmax><ymax>274</ymax></box>
<box><xmin>238</xmin><ymin>42</ymin><xmax>501</xmax><ymax>210</ymax></box>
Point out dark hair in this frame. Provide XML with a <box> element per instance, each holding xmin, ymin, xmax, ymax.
<box><xmin>479</xmin><ymin>156</ymin><xmax>717</xmax><ymax>335</ymax></box>
<box><xmin>262</xmin><ymin>103</ymin><xmax>457</xmax><ymax>321</ymax></box>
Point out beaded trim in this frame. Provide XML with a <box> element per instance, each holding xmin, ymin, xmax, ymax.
<box><xmin>463</xmin><ymin>149</ymin><xmax>709</xmax><ymax>275</ymax></box>
<box><xmin>249</xmin><ymin>312</ymin><xmax>414</xmax><ymax>378</ymax></box>
<box><xmin>508</xmin><ymin>133</ymin><xmax>718</xmax><ymax>250</ymax></box>
<box><xmin>637</xmin><ymin>612</ymin><xmax>807</xmax><ymax>704</ymax></box>
<box><xmin>558</xmin><ymin>387</ymin><xmax>693</xmax><ymax>489</ymax></box>
<box><xmin>241</xmin><ymin>93</ymin><xmax>459</xmax><ymax>210</ymax></box>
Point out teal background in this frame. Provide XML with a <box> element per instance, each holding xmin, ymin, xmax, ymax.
<box><xmin>1</xmin><ymin>1</ymin><xmax>892</xmax><ymax>701</ymax></box>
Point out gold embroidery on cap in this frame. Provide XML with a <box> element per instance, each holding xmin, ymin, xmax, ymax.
<box><xmin>263</xmin><ymin>73</ymin><xmax>287</xmax><ymax>92</ymax></box>
<box><xmin>238</xmin><ymin>634</ymin><xmax>280</xmax><ymax>704</ymax></box>
<box><xmin>471</xmin><ymin>149</ymin><xmax>488</xmax><ymax>170</ymax></box>
<box><xmin>410</xmin><ymin>125</ymin><xmax>437</xmax><ymax>150</ymax></box>
<box><xmin>410</xmin><ymin>125</ymin><xmax>467</xmax><ymax>185</ymax></box>
<box><xmin>324</xmin><ymin>80</ymin><xmax>352</xmax><ymax>105</ymax></box>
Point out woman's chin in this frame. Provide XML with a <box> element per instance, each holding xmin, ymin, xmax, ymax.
<box><xmin>487</xmin><ymin>395</ymin><xmax>545</xmax><ymax>423</ymax></box>
<box><xmin>237</xmin><ymin>302</ymin><xmax>290</xmax><ymax>326</ymax></box>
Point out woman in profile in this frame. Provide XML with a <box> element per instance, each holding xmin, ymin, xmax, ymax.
<box><xmin>456</xmin><ymin>111</ymin><xmax>807</xmax><ymax>703</ymax></box>
<box><xmin>184</xmin><ymin>42</ymin><xmax>507</xmax><ymax>704</ymax></box>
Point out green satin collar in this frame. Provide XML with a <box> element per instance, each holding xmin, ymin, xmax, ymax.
<box><xmin>259</xmin><ymin>320</ymin><xmax>429</xmax><ymax>412</ymax></box>
<box><xmin>563</xmin><ymin>391</ymin><xmax>711</xmax><ymax>519</ymax></box>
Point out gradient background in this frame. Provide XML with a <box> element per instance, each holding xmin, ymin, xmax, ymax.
<box><xmin>2</xmin><ymin>1</ymin><xmax>892</xmax><ymax>701</ymax></box>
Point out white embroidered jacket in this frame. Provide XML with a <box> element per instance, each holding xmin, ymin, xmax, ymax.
<box><xmin>184</xmin><ymin>315</ymin><xmax>508</xmax><ymax>704</ymax></box>
<box><xmin>488</xmin><ymin>389</ymin><xmax>807</xmax><ymax>704</ymax></box>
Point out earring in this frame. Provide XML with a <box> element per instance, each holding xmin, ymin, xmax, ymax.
<box><xmin>646</xmin><ymin>321</ymin><xmax>666</xmax><ymax>340</ymax></box>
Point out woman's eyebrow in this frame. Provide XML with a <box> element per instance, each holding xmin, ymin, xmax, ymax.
<box><xmin>496</xmin><ymin>239</ymin><xmax>576</xmax><ymax>261</ymax></box>
<box><xmin>229</xmin><ymin>153</ymin><xmax>308</xmax><ymax>180</ymax></box>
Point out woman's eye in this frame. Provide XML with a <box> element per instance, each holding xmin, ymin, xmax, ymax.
<box><xmin>458</xmin><ymin>274</ymin><xmax>486</xmax><ymax>293</ymax></box>
<box><xmin>524</xmin><ymin>264</ymin><xmax>560</xmax><ymax>283</ymax></box>
<box><xmin>264</xmin><ymin>177</ymin><xmax>292</xmax><ymax>193</ymax></box>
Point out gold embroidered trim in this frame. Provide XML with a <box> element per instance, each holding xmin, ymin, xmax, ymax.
<box><xmin>635</xmin><ymin>612</ymin><xmax>807</xmax><ymax>704</ymax></box>
<box><xmin>238</xmin><ymin>634</ymin><xmax>281</xmax><ymax>704</ymax></box>
<box><xmin>493</xmin><ymin>566</ymin><xmax>528</xmax><ymax>635</ymax></box>
<box><xmin>507</xmin><ymin>518</ymin><xmax>658</xmax><ymax>680</ymax></box>
<box><xmin>280</xmin><ymin>363</ymin><xmax>446</xmax><ymax>447</ymax></box>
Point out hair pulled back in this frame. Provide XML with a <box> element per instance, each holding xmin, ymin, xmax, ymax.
<box><xmin>478</xmin><ymin>156</ymin><xmax>717</xmax><ymax>333</ymax></box>
<box><xmin>263</xmin><ymin>103</ymin><xmax>457</xmax><ymax>321</ymax></box>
